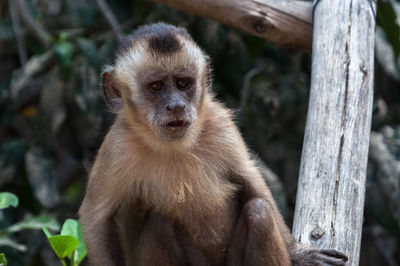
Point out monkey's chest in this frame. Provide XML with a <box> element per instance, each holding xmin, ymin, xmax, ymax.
<box><xmin>176</xmin><ymin>199</ymin><xmax>239</xmax><ymax>264</ymax></box>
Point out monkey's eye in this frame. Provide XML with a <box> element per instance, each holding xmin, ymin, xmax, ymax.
<box><xmin>176</xmin><ymin>78</ymin><xmax>191</xmax><ymax>90</ymax></box>
<box><xmin>148</xmin><ymin>81</ymin><xmax>163</xmax><ymax>91</ymax></box>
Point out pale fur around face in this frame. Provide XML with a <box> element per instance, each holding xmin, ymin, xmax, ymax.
<box><xmin>112</xmin><ymin>36</ymin><xmax>209</xmax><ymax>151</ymax></box>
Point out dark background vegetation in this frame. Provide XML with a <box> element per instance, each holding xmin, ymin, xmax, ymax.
<box><xmin>0</xmin><ymin>0</ymin><xmax>399</xmax><ymax>265</ymax></box>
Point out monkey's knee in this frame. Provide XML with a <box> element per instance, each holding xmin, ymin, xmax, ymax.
<box><xmin>239</xmin><ymin>198</ymin><xmax>291</xmax><ymax>266</ymax></box>
<box><xmin>243</xmin><ymin>198</ymin><xmax>275</xmax><ymax>233</ymax></box>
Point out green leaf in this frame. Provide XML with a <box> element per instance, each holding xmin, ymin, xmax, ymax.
<box><xmin>54</xmin><ymin>41</ymin><xmax>74</xmax><ymax>65</ymax></box>
<box><xmin>377</xmin><ymin>0</ymin><xmax>400</xmax><ymax>60</ymax></box>
<box><xmin>6</xmin><ymin>215</ymin><xmax>60</xmax><ymax>233</ymax></box>
<box><xmin>60</xmin><ymin>219</ymin><xmax>87</xmax><ymax>265</ymax></box>
<box><xmin>0</xmin><ymin>236</ymin><xmax>26</xmax><ymax>252</ymax></box>
<box><xmin>0</xmin><ymin>253</ymin><xmax>7</xmax><ymax>266</ymax></box>
<box><xmin>47</xmin><ymin>235</ymin><xmax>79</xmax><ymax>260</ymax></box>
<box><xmin>0</xmin><ymin>192</ymin><xmax>18</xmax><ymax>210</ymax></box>
<box><xmin>60</xmin><ymin>219</ymin><xmax>78</xmax><ymax>236</ymax></box>
<box><xmin>42</xmin><ymin>227</ymin><xmax>52</xmax><ymax>238</ymax></box>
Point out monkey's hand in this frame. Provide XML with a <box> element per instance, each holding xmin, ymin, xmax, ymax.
<box><xmin>291</xmin><ymin>247</ymin><xmax>348</xmax><ymax>266</ymax></box>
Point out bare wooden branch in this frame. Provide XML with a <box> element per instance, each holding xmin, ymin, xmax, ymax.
<box><xmin>8</xmin><ymin>0</ymin><xmax>27</xmax><ymax>66</ymax></box>
<box><xmin>15</xmin><ymin>0</ymin><xmax>51</xmax><ymax>49</ymax></box>
<box><xmin>149</xmin><ymin>0</ymin><xmax>313</xmax><ymax>50</ymax></box>
<box><xmin>292</xmin><ymin>0</ymin><xmax>376</xmax><ymax>265</ymax></box>
<box><xmin>95</xmin><ymin>0</ymin><xmax>123</xmax><ymax>42</ymax></box>
<box><xmin>93</xmin><ymin>18</ymin><xmax>135</xmax><ymax>43</ymax></box>
<box><xmin>10</xmin><ymin>51</ymin><xmax>55</xmax><ymax>99</ymax></box>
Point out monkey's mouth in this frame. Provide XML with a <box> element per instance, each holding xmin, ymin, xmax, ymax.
<box><xmin>166</xmin><ymin>120</ymin><xmax>189</xmax><ymax>128</ymax></box>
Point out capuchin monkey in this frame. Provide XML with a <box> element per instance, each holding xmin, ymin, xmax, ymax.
<box><xmin>79</xmin><ymin>22</ymin><xmax>348</xmax><ymax>266</ymax></box>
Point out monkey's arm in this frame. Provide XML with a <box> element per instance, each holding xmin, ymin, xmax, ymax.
<box><xmin>228</xmin><ymin>166</ymin><xmax>348</xmax><ymax>266</ymax></box>
<box><xmin>79</xmin><ymin>178</ymin><xmax>125</xmax><ymax>266</ymax></box>
<box><xmin>256</xmin><ymin>173</ymin><xmax>349</xmax><ymax>266</ymax></box>
<box><xmin>79</xmin><ymin>128</ymin><xmax>131</xmax><ymax>266</ymax></box>
<box><xmin>227</xmin><ymin>168</ymin><xmax>291</xmax><ymax>266</ymax></box>
<box><xmin>227</xmin><ymin>197</ymin><xmax>291</xmax><ymax>266</ymax></box>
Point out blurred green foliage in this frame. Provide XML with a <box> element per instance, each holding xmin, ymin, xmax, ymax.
<box><xmin>0</xmin><ymin>193</ymin><xmax>18</xmax><ymax>210</ymax></box>
<box><xmin>42</xmin><ymin>219</ymin><xmax>87</xmax><ymax>266</ymax></box>
<box><xmin>0</xmin><ymin>192</ymin><xmax>59</xmax><ymax>256</ymax></box>
<box><xmin>0</xmin><ymin>253</ymin><xmax>7</xmax><ymax>266</ymax></box>
<box><xmin>0</xmin><ymin>0</ymin><xmax>399</xmax><ymax>265</ymax></box>
<box><xmin>377</xmin><ymin>0</ymin><xmax>400</xmax><ymax>61</ymax></box>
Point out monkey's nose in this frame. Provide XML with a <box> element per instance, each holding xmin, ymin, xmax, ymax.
<box><xmin>166</xmin><ymin>103</ymin><xmax>186</xmax><ymax>113</ymax></box>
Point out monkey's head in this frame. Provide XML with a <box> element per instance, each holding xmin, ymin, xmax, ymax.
<box><xmin>102</xmin><ymin>23</ymin><xmax>210</xmax><ymax>144</ymax></box>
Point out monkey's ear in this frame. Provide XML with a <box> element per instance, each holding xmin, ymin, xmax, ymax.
<box><xmin>102</xmin><ymin>67</ymin><xmax>123</xmax><ymax>111</ymax></box>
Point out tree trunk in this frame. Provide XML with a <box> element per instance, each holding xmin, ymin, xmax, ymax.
<box><xmin>292</xmin><ymin>1</ymin><xmax>376</xmax><ymax>265</ymax></box>
<box><xmin>149</xmin><ymin>0</ymin><xmax>313</xmax><ymax>50</ymax></box>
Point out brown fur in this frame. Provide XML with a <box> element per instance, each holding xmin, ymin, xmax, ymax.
<box><xmin>79</xmin><ymin>23</ymin><xmax>348</xmax><ymax>266</ymax></box>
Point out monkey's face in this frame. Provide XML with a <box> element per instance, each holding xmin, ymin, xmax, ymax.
<box><xmin>106</xmin><ymin>24</ymin><xmax>209</xmax><ymax>142</ymax></box>
<box><xmin>115</xmin><ymin>55</ymin><xmax>207</xmax><ymax>142</ymax></box>
<box><xmin>133</xmin><ymin>66</ymin><xmax>201</xmax><ymax>141</ymax></box>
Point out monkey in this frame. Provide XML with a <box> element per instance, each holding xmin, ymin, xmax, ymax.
<box><xmin>79</xmin><ymin>22</ymin><xmax>348</xmax><ymax>266</ymax></box>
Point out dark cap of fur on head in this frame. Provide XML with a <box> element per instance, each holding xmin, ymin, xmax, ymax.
<box><xmin>117</xmin><ymin>22</ymin><xmax>193</xmax><ymax>60</ymax></box>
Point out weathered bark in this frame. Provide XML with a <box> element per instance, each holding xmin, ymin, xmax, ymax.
<box><xmin>292</xmin><ymin>1</ymin><xmax>376</xmax><ymax>265</ymax></box>
<box><xmin>149</xmin><ymin>0</ymin><xmax>313</xmax><ymax>50</ymax></box>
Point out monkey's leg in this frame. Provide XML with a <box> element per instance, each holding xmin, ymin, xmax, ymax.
<box><xmin>227</xmin><ymin>198</ymin><xmax>291</xmax><ymax>266</ymax></box>
<box><xmin>229</xmin><ymin>175</ymin><xmax>348</xmax><ymax>266</ymax></box>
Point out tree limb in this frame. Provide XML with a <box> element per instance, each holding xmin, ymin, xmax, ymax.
<box><xmin>292</xmin><ymin>0</ymin><xmax>376</xmax><ymax>265</ymax></box>
<box><xmin>95</xmin><ymin>0</ymin><xmax>123</xmax><ymax>42</ymax></box>
<box><xmin>149</xmin><ymin>0</ymin><xmax>313</xmax><ymax>50</ymax></box>
<box><xmin>15</xmin><ymin>0</ymin><xmax>52</xmax><ymax>49</ymax></box>
<box><xmin>8</xmin><ymin>0</ymin><xmax>27</xmax><ymax>66</ymax></box>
